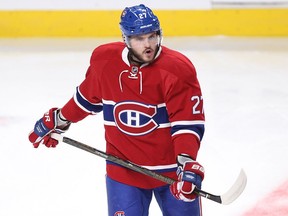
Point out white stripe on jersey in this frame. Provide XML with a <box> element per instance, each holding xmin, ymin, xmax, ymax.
<box><xmin>171</xmin><ymin>120</ymin><xmax>205</xmax><ymax>126</ymax></box>
<box><xmin>172</xmin><ymin>129</ymin><xmax>201</xmax><ymax>140</ymax></box>
<box><xmin>141</xmin><ymin>163</ymin><xmax>177</xmax><ymax>171</ymax></box>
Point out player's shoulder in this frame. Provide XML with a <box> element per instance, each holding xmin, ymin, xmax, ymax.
<box><xmin>159</xmin><ymin>46</ymin><xmax>196</xmax><ymax>74</ymax></box>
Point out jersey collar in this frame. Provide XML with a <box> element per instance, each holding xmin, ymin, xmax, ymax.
<box><xmin>121</xmin><ymin>46</ymin><xmax>162</xmax><ymax>68</ymax></box>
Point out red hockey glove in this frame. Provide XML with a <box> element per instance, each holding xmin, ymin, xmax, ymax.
<box><xmin>28</xmin><ymin>108</ymin><xmax>71</xmax><ymax>148</ymax></box>
<box><xmin>170</xmin><ymin>154</ymin><xmax>205</xmax><ymax>202</ymax></box>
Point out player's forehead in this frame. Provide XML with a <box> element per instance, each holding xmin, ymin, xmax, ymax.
<box><xmin>129</xmin><ymin>31</ymin><xmax>157</xmax><ymax>39</ymax></box>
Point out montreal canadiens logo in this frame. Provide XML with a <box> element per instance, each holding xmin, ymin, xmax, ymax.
<box><xmin>114</xmin><ymin>211</ymin><xmax>125</xmax><ymax>216</ymax></box>
<box><xmin>113</xmin><ymin>101</ymin><xmax>158</xmax><ymax>136</ymax></box>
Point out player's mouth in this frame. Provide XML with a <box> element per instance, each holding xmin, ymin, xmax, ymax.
<box><xmin>144</xmin><ymin>49</ymin><xmax>154</xmax><ymax>58</ymax></box>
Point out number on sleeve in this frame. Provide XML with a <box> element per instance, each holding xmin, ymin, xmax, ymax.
<box><xmin>191</xmin><ymin>96</ymin><xmax>204</xmax><ymax>114</ymax></box>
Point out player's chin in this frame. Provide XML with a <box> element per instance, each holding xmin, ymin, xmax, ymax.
<box><xmin>142</xmin><ymin>52</ymin><xmax>155</xmax><ymax>62</ymax></box>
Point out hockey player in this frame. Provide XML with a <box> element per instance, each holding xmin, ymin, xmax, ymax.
<box><xmin>29</xmin><ymin>4</ymin><xmax>205</xmax><ymax>216</ymax></box>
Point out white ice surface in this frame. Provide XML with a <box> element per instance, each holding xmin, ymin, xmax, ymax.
<box><xmin>0</xmin><ymin>37</ymin><xmax>288</xmax><ymax>216</ymax></box>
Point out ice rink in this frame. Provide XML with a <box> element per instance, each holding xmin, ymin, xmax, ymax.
<box><xmin>1</xmin><ymin>36</ymin><xmax>288</xmax><ymax>215</ymax></box>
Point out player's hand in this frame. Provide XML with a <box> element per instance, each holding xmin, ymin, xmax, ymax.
<box><xmin>170</xmin><ymin>154</ymin><xmax>205</xmax><ymax>202</ymax></box>
<box><xmin>28</xmin><ymin>108</ymin><xmax>71</xmax><ymax>148</ymax></box>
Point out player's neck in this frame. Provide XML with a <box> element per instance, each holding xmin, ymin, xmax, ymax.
<box><xmin>128</xmin><ymin>52</ymin><xmax>143</xmax><ymax>66</ymax></box>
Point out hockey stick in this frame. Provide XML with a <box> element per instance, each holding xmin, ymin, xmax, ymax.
<box><xmin>51</xmin><ymin>133</ymin><xmax>247</xmax><ymax>205</ymax></box>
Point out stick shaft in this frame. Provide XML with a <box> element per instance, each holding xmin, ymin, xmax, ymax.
<box><xmin>63</xmin><ymin>136</ymin><xmax>175</xmax><ymax>184</ymax></box>
<box><xmin>59</xmin><ymin>136</ymin><xmax>223</xmax><ymax>203</ymax></box>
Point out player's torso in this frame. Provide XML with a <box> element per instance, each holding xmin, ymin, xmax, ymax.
<box><xmin>89</xmin><ymin>43</ymin><xmax>196</xmax><ymax>188</ymax></box>
<box><xmin>91</xmin><ymin>44</ymin><xmax>176</xmax><ymax>166</ymax></box>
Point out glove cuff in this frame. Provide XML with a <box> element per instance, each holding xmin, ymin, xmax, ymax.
<box><xmin>56</xmin><ymin>110</ymin><xmax>70</xmax><ymax>126</ymax></box>
<box><xmin>55</xmin><ymin>110</ymin><xmax>71</xmax><ymax>132</ymax></box>
<box><xmin>177</xmin><ymin>154</ymin><xmax>194</xmax><ymax>166</ymax></box>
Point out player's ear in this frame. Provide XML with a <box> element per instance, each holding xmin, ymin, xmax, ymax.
<box><xmin>122</xmin><ymin>34</ymin><xmax>131</xmax><ymax>48</ymax></box>
<box><xmin>121</xmin><ymin>33</ymin><xmax>125</xmax><ymax>43</ymax></box>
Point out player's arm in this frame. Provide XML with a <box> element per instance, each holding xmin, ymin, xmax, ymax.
<box><xmin>168</xmin><ymin>88</ymin><xmax>205</xmax><ymax>201</ymax></box>
<box><xmin>164</xmin><ymin>64</ymin><xmax>205</xmax><ymax>201</ymax></box>
<box><xmin>167</xmin><ymin>78</ymin><xmax>205</xmax><ymax>159</ymax></box>
<box><xmin>28</xmin><ymin>53</ymin><xmax>103</xmax><ymax>148</ymax></box>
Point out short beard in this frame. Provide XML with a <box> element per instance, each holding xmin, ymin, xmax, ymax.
<box><xmin>128</xmin><ymin>46</ymin><xmax>159</xmax><ymax>65</ymax></box>
<box><xmin>128</xmin><ymin>48</ymin><xmax>146</xmax><ymax>65</ymax></box>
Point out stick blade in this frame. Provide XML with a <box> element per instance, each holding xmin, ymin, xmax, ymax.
<box><xmin>220</xmin><ymin>169</ymin><xmax>247</xmax><ymax>205</ymax></box>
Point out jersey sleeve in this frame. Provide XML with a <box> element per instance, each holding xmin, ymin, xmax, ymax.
<box><xmin>163</xmin><ymin>57</ymin><xmax>205</xmax><ymax>160</ymax></box>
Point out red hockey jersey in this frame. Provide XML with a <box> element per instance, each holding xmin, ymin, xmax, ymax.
<box><xmin>61</xmin><ymin>42</ymin><xmax>205</xmax><ymax>189</ymax></box>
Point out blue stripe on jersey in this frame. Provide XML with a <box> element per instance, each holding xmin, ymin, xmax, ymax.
<box><xmin>103</xmin><ymin>103</ymin><xmax>169</xmax><ymax>125</ymax></box>
<box><xmin>75</xmin><ymin>87</ymin><xmax>103</xmax><ymax>113</ymax></box>
<box><xmin>103</xmin><ymin>103</ymin><xmax>114</xmax><ymax>121</ymax></box>
<box><xmin>171</xmin><ymin>124</ymin><xmax>205</xmax><ymax>141</ymax></box>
